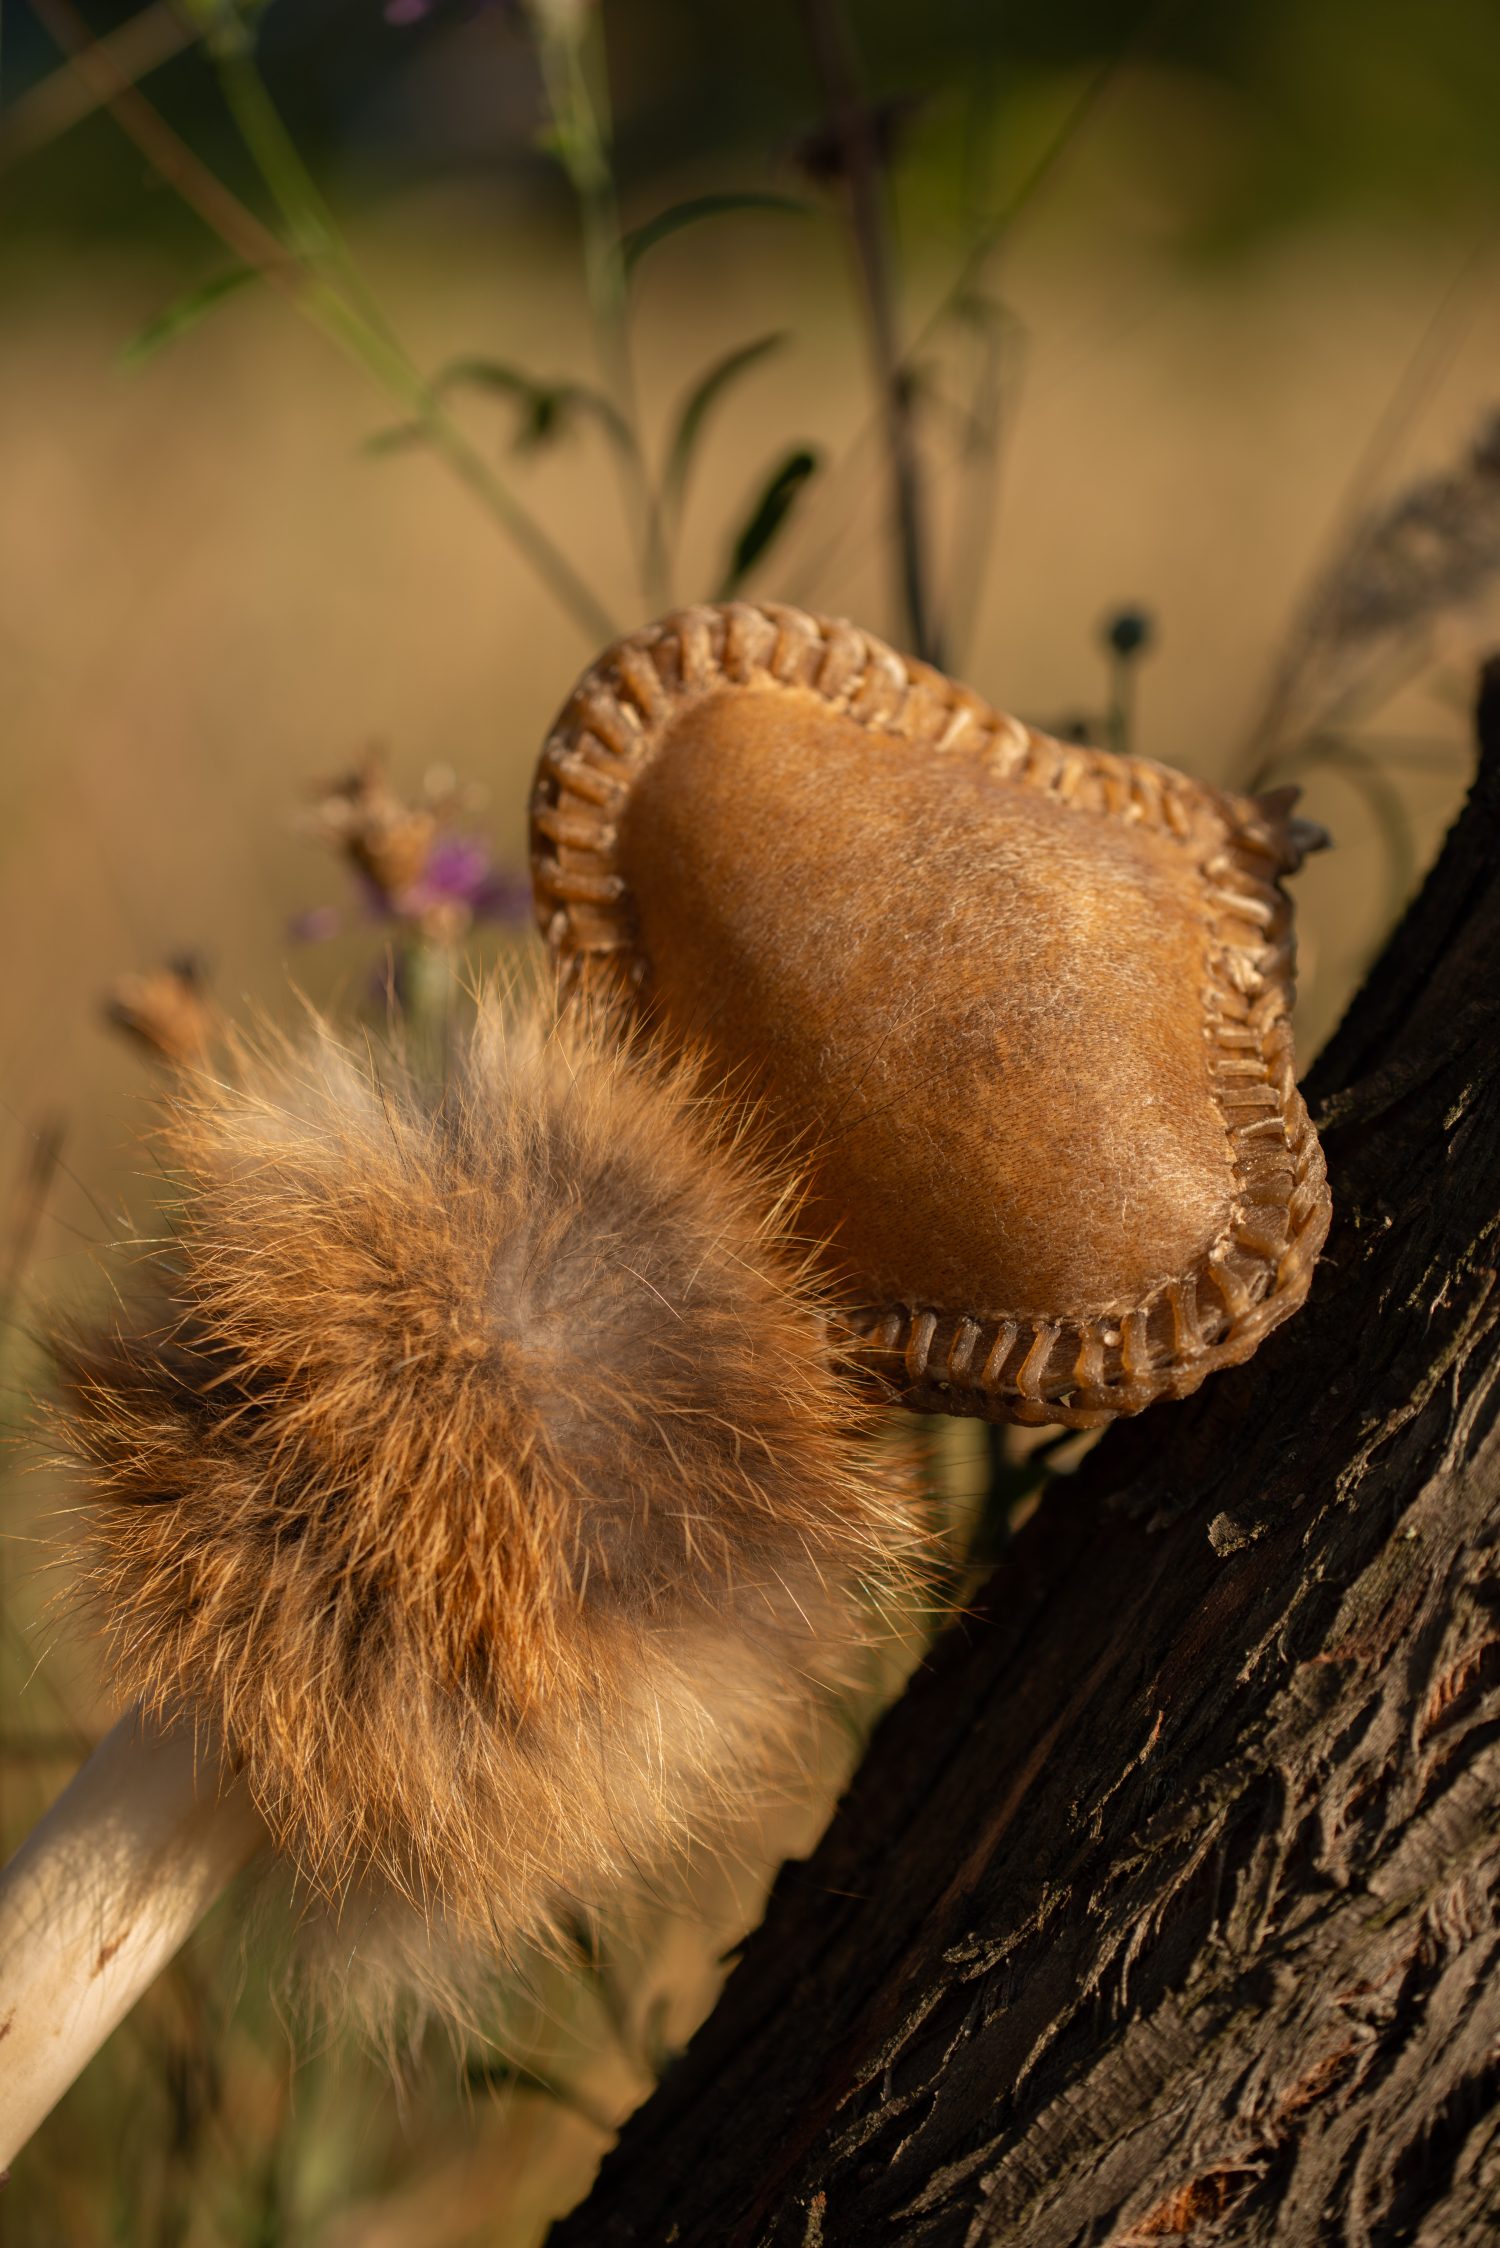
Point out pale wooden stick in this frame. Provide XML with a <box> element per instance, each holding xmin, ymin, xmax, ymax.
<box><xmin>0</xmin><ymin>1705</ymin><xmax>266</xmax><ymax>2169</ymax></box>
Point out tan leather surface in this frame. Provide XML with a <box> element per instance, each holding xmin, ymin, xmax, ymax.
<box><xmin>619</xmin><ymin>684</ymin><xmax>1235</xmax><ymax>1318</ymax></box>
<box><xmin>530</xmin><ymin>600</ymin><xmax>1330</xmax><ymax>1425</ymax></box>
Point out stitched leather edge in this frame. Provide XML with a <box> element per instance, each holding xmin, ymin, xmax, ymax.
<box><xmin>528</xmin><ymin>601</ymin><xmax>1332</xmax><ymax>1428</ymax></box>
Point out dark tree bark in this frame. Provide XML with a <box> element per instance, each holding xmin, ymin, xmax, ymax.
<box><xmin>552</xmin><ymin>660</ymin><xmax>1500</xmax><ymax>2248</ymax></box>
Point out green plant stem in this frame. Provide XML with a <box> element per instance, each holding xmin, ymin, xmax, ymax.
<box><xmin>798</xmin><ymin>0</ymin><xmax>936</xmax><ymax>665</ymax></box>
<box><xmin>528</xmin><ymin>2</ymin><xmax>669</xmax><ymax>611</ymax></box>
<box><xmin>31</xmin><ymin>0</ymin><xmax>617</xmax><ymax>646</ymax></box>
<box><xmin>191</xmin><ymin>7</ymin><xmax>406</xmax><ymax>359</ymax></box>
<box><xmin>787</xmin><ymin>11</ymin><xmax>1158</xmax><ymax>645</ymax></box>
<box><xmin>316</xmin><ymin>288</ymin><xmax>619</xmax><ymax>641</ymax></box>
<box><xmin>941</xmin><ymin>300</ymin><xmax>1020</xmax><ymax>670</ymax></box>
<box><xmin>1106</xmin><ymin>648</ymin><xmax>1135</xmax><ymax>757</ymax></box>
<box><xmin>202</xmin><ymin>5</ymin><xmax>620</xmax><ymax>640</ymax></box>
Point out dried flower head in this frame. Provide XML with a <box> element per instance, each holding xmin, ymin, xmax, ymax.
<box><xmin>300</xmin><ymin>750</ymin><xmax>527</xmax><ymax>951</ymax></box>
<box><xmin>1102</xmin><ymin>606</ymin><xmax>1154</xmax><ymax>660</ymax></box>
<box><xmin>51</xmin><ymin>988</ymin><xmax>924</xmax><ymax>2031</ymax></box>
<box><xmin>1313</xmin><ymin>412</ymin><xmax>1500</xmax><ymax>649</ymax></box>
<box><xmin>1251</xmin><ymin>407</ymin><xmax>1500</xmax><ymax>760</ymax></box>
<box><xmin>102</xmin><ymin>956</ymin><xmax>216</xmax><ymax>1069</ymax></box>
<box><xmin>308</xmin><ymin>748</ymin><xmax>439</xmax><ymax>904</ymax></box>
<box><xmin>791</xmin><ymin>92</ymin><xmax>923</xmax><ymax>184</ymax></box>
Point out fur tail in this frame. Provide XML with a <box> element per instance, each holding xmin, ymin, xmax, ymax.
<box><xmin>51</xmin><ymin>990</ymin><xmax>925</xmax><ymax>2027</ymax></box>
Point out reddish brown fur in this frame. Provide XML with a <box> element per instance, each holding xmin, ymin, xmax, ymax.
<box><xmin>51</xmin><ymin>992</ymin><xmax>925</xmax><ymax>2027</ymax></box>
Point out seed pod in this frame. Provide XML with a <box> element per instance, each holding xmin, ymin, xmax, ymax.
<box><xmin>49</xmin><ymin>991</ymin><xmax>924</xmax><ymax>2031</ymax></box>
<box><xmin>530</xmin><ymin>602</ymin><xmax>1331</xmax><ymax>1428</ymax></box>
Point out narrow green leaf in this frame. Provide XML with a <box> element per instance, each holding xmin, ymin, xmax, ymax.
<box><xmin>535</xmin><ymin>381</ymin><xmax>635</xmax><ymax>459</ymax></box>
<box><xmin>432</xmin><ymin>356</ymin><xmax>535</xmax><ymax>400</ymax></box>
<box><xmin>360</xmin><ymin>421</ymin><xmax>427</xmax><ymax>458</ymax></box>
<box><xmin>430</xmin><ymin>358</ymin><xmax>635</xmax><ymax>459</ymax></box>
<box><xmin>120</xmin><ymin>268</ymin><xmax>259</xmax><ymax>371</ymax></box>
<box><xmin>619</xmin><ymin>193</ymin><xmax>808</xmax><ymax>282</ymax></box>
<box><xmin>662</xmin><ymin>333</ymin><xmax>788</xmax><ymax>528</ymax></box>
<box><xmin>716</xmin><ymin>446</ymin><xmax>822</xmax><ymax>599</ymax></box>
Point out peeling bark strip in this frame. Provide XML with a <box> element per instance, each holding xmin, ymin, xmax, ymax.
<box><xmin>553</xmin><ymin>663</ymin><xmax>1500</xmax><ymax>2248</ymax></box>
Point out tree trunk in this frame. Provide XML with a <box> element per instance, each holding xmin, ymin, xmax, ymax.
<box><xmin>551</xmin><ymin>661</ymin><xmax>1500</xmax><ymax>2248</ymax></box>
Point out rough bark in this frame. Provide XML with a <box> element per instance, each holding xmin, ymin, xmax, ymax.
<box><xmin>552</xmin><ymin>662</ymin><xmax>1500</xmax><ymax>2248</ymax></box>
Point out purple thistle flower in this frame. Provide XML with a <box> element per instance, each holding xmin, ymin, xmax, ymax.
<box><xmin>287</xmin><ymin>906</ymin><xmax>344</xmax><ymax>945</ymax></box>
<box><xmin>298</xmin><ymin>751</ymin><xmax>530</xmax><ymax>957</ymax></box>
<box><xmin>391</xmin><ymin>832</ymin><xmax>531</xmax><ymax>933</ymax></box>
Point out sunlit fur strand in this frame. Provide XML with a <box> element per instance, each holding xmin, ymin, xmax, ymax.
<box><xmin>50</xmin><ymin>989</ymin><xmax>928</xmax><ymax>2033</ymax></box>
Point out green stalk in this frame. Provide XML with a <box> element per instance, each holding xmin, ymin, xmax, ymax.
<box><xmin>1106</xmin><ymin>647</ymin><xmax>1134</xmax><ymax>758</ymax></box>
<box><xmin>797</xmin><ymin>0</ymin><xmax>936</xmax><ymax>665</ymax></box>
<box><xmin>527</xmin><ymin>0</ymin><xmax>670</xmax><ymax>611</ymax></box>
<box><xmin>307</xmin><ymin>281</ymin><xmax>618</xmax><ymax>643</ymax></box>
<box><xmin>191</xmin><ymin>5</ymin><xmax>393</xmax><ymax>335</ymax></box>
<box><xmin>166</xmin><ymin>0</ymin><xmax>618</xmax><ymax>643</ymax></box>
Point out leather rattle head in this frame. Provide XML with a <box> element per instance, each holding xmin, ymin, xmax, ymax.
<box><xmin>530</xmin><ymin>603</ymin><xmax>1330</xmax><ymax>1428</ymax></box>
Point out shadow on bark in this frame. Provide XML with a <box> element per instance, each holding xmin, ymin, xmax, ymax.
<box><xmin>553</xmin><ymin>662</ymin><xmax>1500</xmax><ymax>2248</ymax></box>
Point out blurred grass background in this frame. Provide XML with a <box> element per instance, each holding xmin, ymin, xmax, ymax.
<box><xmin>2</xmin><ymin>0</ymin><xmax>1500</xmax><ymax>2239</ymax></box>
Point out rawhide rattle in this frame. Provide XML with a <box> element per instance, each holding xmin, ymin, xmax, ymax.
<box><xmin>531</xmin><ymin>601</ymin><xmax>1332</xmax><ymax>1429</ymax></box>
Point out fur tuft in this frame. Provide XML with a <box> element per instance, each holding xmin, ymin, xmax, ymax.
<box><xmin>51</xmin><ymin>991</ymin><xmax>925</xmax><ymax>2027</ymax></box>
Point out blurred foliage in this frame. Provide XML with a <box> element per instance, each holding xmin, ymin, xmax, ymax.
<box><xmin>4</xmin><ymin>0</ymin><xmax>1500</xmax><ymax>255</ymax></box>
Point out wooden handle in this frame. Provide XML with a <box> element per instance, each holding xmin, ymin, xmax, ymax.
<box><xmin>0</xmin><ymin>1706</ymin><xmax>266</xmax><ymax>2169</ymax></box>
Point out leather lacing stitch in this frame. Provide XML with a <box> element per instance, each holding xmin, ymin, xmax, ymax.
<box><xmin>531</xmin><ymin>602</ymin><xmax>1331</xmax><ymax>1429</ymax></box>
